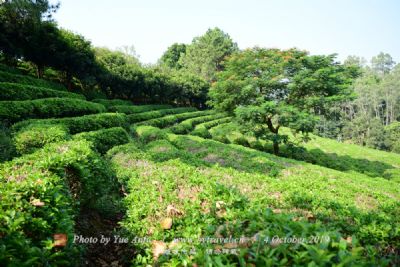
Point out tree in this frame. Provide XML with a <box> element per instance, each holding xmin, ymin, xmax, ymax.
<box><xmin>371</xmin><ymin>52</ymin><xmax>395</xmax><ymax>75</ymax></box>
<box><xmin>235</xmin><ymin>101</ymin><xmax>317</xmax><ymax>155</ymax></box>
<box><xmin>54</xmin><ymin>29</ymin><xmax>97</xmax><ymax>90</ymax></box>
<box><xmin>159</xmin><ymin>43</ymin><xmax>186</xmax><ymax>69</ymax></box>
<box><xmin>0</xmin><ymin>0</ymin><xmax>59</xmax><ymax>63</ymax></box>
<box><xmin>179</xmin><ymin>27</ymin><xmax>238</xmax><ymax>81</ymax></box>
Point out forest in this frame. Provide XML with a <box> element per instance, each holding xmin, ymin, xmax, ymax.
<box><xmin>0</xmin><ymin>0</ymin><xmax>399</xmax><ymax>266</ymax></box>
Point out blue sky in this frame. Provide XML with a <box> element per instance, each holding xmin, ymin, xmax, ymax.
<box><xmin>53</xmin><ymin>0</ymin><xmax>400</xmax><ymax>64</ymax></box>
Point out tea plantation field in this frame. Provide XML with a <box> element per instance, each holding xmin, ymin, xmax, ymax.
<box><xmin>1</xmin><ymin>70</ymin><xmax>399</xmax><ymax>266</ymax></box>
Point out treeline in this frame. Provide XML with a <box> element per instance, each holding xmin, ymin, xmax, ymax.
<box><xmin>0</xmin><ymin>1</ymin><xmax>238</xmax><ymax>107</ymax></box>
<box><xmin>315</xmin><ymin>53</ymin><xmax>400</xmax><ymax>153</ymax></box>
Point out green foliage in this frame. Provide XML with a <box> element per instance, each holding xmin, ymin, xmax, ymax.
<box><xmin>91</xmin><ymin>98</ymin><xmax>132</xmax><ymax>107</ymax></box>
<box><xmin>179</xmin><ymin>27</ymin><xmax>238</xmax><ymax>81</ymax></box>
<box><xmin>169</xmin><ymin>112</ymin><xmax>226</xmax><ymax>134</ymax></box>
<box><xmin>131</xmin><ymin>125</ymin><xmax>168</xmax><ymax>143</ymax></box>
<box><xmin>0</xmin><ymin>98</ymin><xmax>106</xmax><ymax>124</ymax></box>
<box><xmin>73</xmin><ymin>127</ymin><xmax>130</xmax><ymax>154</ymax></box>
<box><xmin>12</xmin><ymin>113</ymin><xmax>129</xmax><ymax>134</ymax></box>
<box><xmin>127</xmin><ymin>107</ymin><xmax>197</xmax><ymax>124</ymax></box>
<box><xmin>108</xmin><ymin>104</ymin><xmax>172</xmax><ymax>114</ymax></box>
<box><xmin>0</xmin><ymin>140</ymin><xmax>117</xmax><ymax>266</ymax></box>
<box><xmin>208</xmin><ymin>48</ymin><xmax>357</xmax><ymax>114</ymax></box>
<box><xmin>191</xmin><ymin>117</ymin><xmax>232</xmax><ymax>138</ymax></box>
<box><xmin>0</xmin><ymin>82</ymin><xmax>84</xmax><ymax>100</ymax></box>
<box><xmin>385</xmin><ymin>122</ymin><xmax>400</xmax><ymax>153</ymax></box>
<box><xmin>0</xmin><ymin>70</ymin><xmax>66</xmax><ymax>91</ymax></box>
<box><xmin>235</xmin><ymin>101</ymin><xmax>318</xmax><ymax>155</ymax></box>
<box><xmin>159</xmin><ymin>43</ymin><xmax>186</xmax><ymax>69</ymax></box>
<box><xmin>13</xmin><ymin>124</ymin><xmax>69</xmax><ymax>155</ymax></box>
<box><xmin>0</xmin><ymin>123</ymin><xmax>16</xmax><ymax>162</ymax></box>
<box><xmin>135</xmin><ymin>110</ymin><xmax>215</xmax><ymax>128</ymax></box>
<box><xmin>107</xmin><ymin>134</ymin><xmax>398</xmax><ymax>266</ymax></box>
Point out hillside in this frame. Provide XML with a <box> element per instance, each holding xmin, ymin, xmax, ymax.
<box><xmin>0</xmin><ymin>70</ymin><xmax>399</xmax><ymax>266</ymax></box>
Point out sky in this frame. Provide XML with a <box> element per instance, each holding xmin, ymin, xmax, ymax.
<box><xmin>53</xmin><ymin>0</ymin><xmax>400</xmax><ymax>64</ymax></box>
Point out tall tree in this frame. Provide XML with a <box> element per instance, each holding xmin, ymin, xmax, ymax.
<box><xmin>371</xmin><ymin>52</ymin><xmax>395</xmax><ymax>75</ymax></box>
<box><xmin>159</xmin><ymin>43</ymin><xmax>186</xmax><ymax>69</ymax></box>
<box><xmin>179</xmin><ymin>28</ymin><xmax>238</xmax><ymax>81</ymax></box>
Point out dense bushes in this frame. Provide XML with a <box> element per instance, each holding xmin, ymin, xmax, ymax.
<box><xmin>169</xmin><ymin>113</ymin><xmax>226</xmax><ymax>134</ymax></box>
<box><xmin>0</xmin><ymin>82</ymin><xmax>85</xmax><ymax>101</ymax></box>
<box><xmin>127</xmin><ymin>107</ymin><xmax>197</xmax><ymax>123</ymax></box>
<box><xmin>12</xmin><ymin>113</ymin><xmax>129</xmax><ymax>134</ymax></box>
<box><xmin>131</xmin><ymin>125</ymin><xmax>167</xmax><ymax>143</ymax></box>
<box><xmin>91</xmin><ymin>98</ymin><xmax>132</xmax><ymax>107</ymax></box>
<box><xmin>73</xmin><ymin>127</ymin><xmax>130</xmax><ymax>154</ymax></box>
<box><xmin>0</xmin><ymin>123</ymin><xmax>16</xmax><ymax>162</ymax></box>
<box><xmin>108</xmin><ymin>104</ymin><xmax>172</xmax><ymax>114</ymax></box>
<box><xmin>135</xmin><ymin>110</ymin><xmax>215</xmax><ymax>128</ymax></box>
<box><xmin>0</xmin><ymin>70</ymin><xmax>67</xmax><ymax>91</ymax></box>
<box><xmin>13</xmin><ymin>124</ymin><xmax>69</xmax><ymax>154</ymax></box>
<box><xmin>0</xmin><ymin>98</ymin><xmax>106</xmax><ymax>124</ymax></box>
<box><xmin>0</xmin><ymin>140</ymin><xmax>118</xmax><ymax>266</ymax></box>
<box><xmin>191</xmin><ymin>116</ymin><xmax>232</xmax><ymax>138</ymax></box>
<box><xmin>107</xmin><ymin>140</ymin><xmax>378</xmax><ymax>266</ymax></box>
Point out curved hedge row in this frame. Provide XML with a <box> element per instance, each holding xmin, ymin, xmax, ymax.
<box><xmin>0</xmin><ymin>70</ymin><xmax>66</xmax><ymax>91</ymax></box>
<box><xmin>127</xmin><ymin>107</ymin><xmax>197</xmax><ymax>124</ymax></box>
<box><xmin>168</xmin><ymin>112</ymin><xmax>227</xmax><ymax>134</ymax></box>
<box><xmin>0</xmin><ymin>98</ymin><xmax>106</xmax><ymax>124</ymax></box>
<box><xmin>0</xmin><ymin>82</ymin><xmax>85</xmax><ymax>101</ymax></box>
<box><xmin>0</xmin><ymin>140</ymin><xmax>117</xmax><ymax>266</ymax></box>
<box><xmin>13</xmin><ymin>124</ymin><xmax>70</xmax><ymax>155</ymax></box>
<box><xmin>135</xmin><ymin>110</ymin><xmax>215</xmax><ymax>128</ymax></box>
<box><xmin>12</xmin><ymin>113</ymin><xmax>129</xmax><ymax>135</ymax></box>
<box><xmin>91</xmin><ymin>98</ymin><xmax>132</xmax><ymax>107</ymax></box>
<box><xmin>73</xmin><ymin>127</ymin><xmax>130</xmax><ymax>154</ymax></box>
<box><xmin>191</xmin><ymin>116</ymin><xmax>232</xmax><ymax>138</ymax></box>
<box><xmin>108</xmin><ymin>104</ymin><xmax>172</xmax><ymax>114</ymax></box>
<box><xmin>130</xmin><ymin>125</ymin><xmax>167</xmax><ymax>143</ymax></box>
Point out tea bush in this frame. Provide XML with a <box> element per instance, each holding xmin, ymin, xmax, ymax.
<box><xmin>0</xmin><ymin>140</ymin><xmax>118</xmax><ymax>266</ymax></box>
<box><xmin>12</xmin><ymin>113</ymin><xmax>129</xmax><ymax>134</ymax></box>
<box><xmin>135</xmin><ymin>110</ymin><xmax>215</xmax><ymax>128</ymax></box>
<box><xmin>0</xmin><ymin>98</ymin><xmax>106</xmax><ymax>124</ymax></box>
<box><xmin>168</xmin><ymin>113</ymin><xmax>226</xmax><ymax>134</ymax></box>
<box><xmin>0</xmin><ymin>70</ymin><xmax>67</xmax><ymax>91</ymax></box>
<box><xmin>13</xmin><ymin>124</ymin><xmax>70</xmax><ymax>155</ymax></box>
<box><xmin>131</xmin><ymin>125</ymin><xmax>168</xmax><ymax>143</ymax></box>
<box><xmin>107</xmin><ymin>140</ymin><xmax>384</xmax><ymax>266</ymax></box>
<box><xmin>0</xmin><ymin>82</ymin><xmax>85</xmax><ymax>101</ymax></box>
<box><xmin>73</xmin><ymin>127</ymin><xmax>130</xmax><ymax>154</ymax></box>
<box><xmin>108</xmin><ymin>104</ymin><xmax>172</xmax><ymax>114</ymax></box>
<box><xmin>91</xmin><ymin>98</ymin><xmax>132</xmax><ymax>107</ymax></box>
<box><xmin>127</xmin><ymin>107</ymin><xmax>197</xmax><ymax>123</ymax></box>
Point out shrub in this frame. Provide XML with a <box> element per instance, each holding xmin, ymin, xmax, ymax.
<box><xmin>73</xmin><ymin>127</ymin><xmax>130</xmax><ymax>154</ymax></box>
<box><xmin>0</xmin><ymin>98</ymin><xmax>106</xmax><ymax>124</ymax></box>
<box><xmin>91</xmin><ymin>98</ymin><xmax>132</xmax><ymax>107</ymax></box>
<box><xmin>108</xmin><ymin>104</ymin><xmax>172</xmax><ymax>114</ymax></box>
<box><xmin>232</xmin><ymin>136</ymin><xmax>251</xmax><ymax>147</ymax></box>
<box><xmin>0</xmin><ymin>140</ymin><xmax>118</xmax><ymax>265</ymax></box>
<box><xmin>169</xmin><ymin>113</ymin><xmax>224</xmax><ymax>134</ymax></box>
<box><xmin>126</xmin><ymin>107</ymin><xmax>197</xmax><ymax>124</ymax></box>
<box><xmin>191</xmin><ymin>126</ymin><xmax>212</xmax><ymax>138</ymax></box>
<box><xmin>0</xmin><ymin>82</ymin><xmax>85</xmax><ymax>101</ymax></box>
<box><xmin>13</xmin><ymin>124</ymin><xmax>70</xmax><ymax>155</ymax></box>
<box><xmin>131</xmin><ymin>125</ymin><xmax>167</xmax><ymax>143</ymax></box>
<box><xmin>12</xmin><ymin>113</ymin><xmax>129</xmax><ymax>135</ymax></box>
<box><xmin>136</xmin><ymin>110</ymin><xmax>215</xmax><ymax>128</ymax></box>
<box><xmin>0</xmin><ymin>70</ymin><xmax>67</xmax><ymax>91</ymax></box>
<box><xmin>0</xmin><ymin>123</ymin><xmax>16</xmax><ymax>162</ymax></box>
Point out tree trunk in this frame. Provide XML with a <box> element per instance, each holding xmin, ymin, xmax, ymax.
<box><xmin>66</xmin><ymin>72</ymin><xmax>73</xmax><ymax>91</ymax></box>
<box><xmin>37</xmin><ymin>65</ymin><xmax>44</xmax><ymax>79</ymax></box>
<box><xmin>266</xmin><ymin>116</ymin><xmax>280</xmax><ymax>156</ymax></box>
<box><xmin>273</xmin><ymin>140</ymin><xmax>279</xmax><ymax>156</ymax></box>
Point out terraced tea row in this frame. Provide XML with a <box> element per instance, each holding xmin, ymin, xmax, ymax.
<box><xmin>107</xmin><ymin>132</ymin><xmax>400</xmax><ymax>265</ymax></box>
